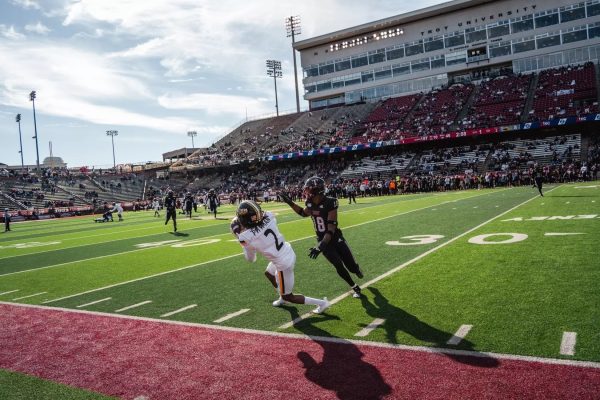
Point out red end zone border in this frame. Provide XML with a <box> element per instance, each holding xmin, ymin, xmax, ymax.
<box><xmin>1</xmin><ymin>302</ymin><xmax>599</xmax><ymax>400</ymax></box>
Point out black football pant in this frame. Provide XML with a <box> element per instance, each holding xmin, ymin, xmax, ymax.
<box><xmin>535</xmin><ymin>178</ymin><xmax>543</xmax><ymax>196</ymax></box>
<box><xmin>165</xmin><ymin>208</ymin><xmax>177</xmax><ymax>229</ymax></box>
<box><xmin>348</xmin><ymin>193</ymin><xmax>356</xmax><ymax>204</ymax></box>
<box><xmin>322</xmin><ymin>237</ymin><xmax>360</xmax><ymax>287</ymax></box>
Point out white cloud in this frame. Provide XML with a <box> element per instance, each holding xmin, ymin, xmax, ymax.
<box><xmin>10</xmin><ymin>0</ymin><xmax>41</xmax><ymax>10</ymax></box>
<box><xmin>158</xmin><ymin>92</ymin><xmax>272</xmax><ymax>118</ymax></box>
<box><xmin>0</xmin><ymin>25</ymin><xmax>25</xmax><ymax>40</ymax></box>
<box><xmin>25</xmin><ymin>22</ymin><xmax>51</xmax><ymax>35</ymax></box>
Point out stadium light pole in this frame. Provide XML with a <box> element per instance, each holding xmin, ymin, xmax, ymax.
<box><xmin>15</xmin><ymin>114</ymin><xmax>24</xmax><ymax>170</ymax></box>
<box><xmin>106</xmin><ymin>130</ymin><xmax>118</xmax><ymax>169</ymax></box>
<box><xmin>266</xmin><ymin>59</ymin><xmax>282</xmax><ymax>117</ymax></box>
<box><xmin>286</xmin><ymin>15</ymin><xmax>301</xmax><ymax>113</ymax></box>
<box><xmin>187</xmin><ymin>131</ymin><xmax>197</xmax><ymax>148</ymax></box>
<box><xmin>29</xmin><ymin>91</ymin><xmax>40</xmax><ymax>172</ymax></box>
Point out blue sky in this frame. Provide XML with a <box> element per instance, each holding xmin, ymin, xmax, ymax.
<box><xmin>0</xmin><ymin>0</ymin><xmax>443</xmax><ymax>168</ymax></box>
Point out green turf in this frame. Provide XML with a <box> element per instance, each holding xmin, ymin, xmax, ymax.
<box><xmin>1</xmin><ymin>184</ymin><xmax>599</xmax><ymax>364</ymax></box>
<box><xmin>0</xmin><ymin>369</ymin><xmax>115</xmax><ymax>400</ymax></box>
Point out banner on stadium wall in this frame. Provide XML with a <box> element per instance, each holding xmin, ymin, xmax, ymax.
<box><xmin>262</xmin><ymin>114</ymin><xmax>600</xmax><ymax>162</ymax></box>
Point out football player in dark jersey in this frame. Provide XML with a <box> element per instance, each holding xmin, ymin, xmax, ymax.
<box><xmin>164</xmin><ymin>190</ymin><xmax>178</xmax><ymax>232</ymax></box>
<box><xmin>280</xmin><ymin>176</ymin><xmax>364</xmax><ymax>298</ymax></box>
<box><xmin>206</xmin><ymin>189</ymin><xmax>220</xmax><ymax>218</ymax></box>
<box><xmin>532</xmin><ymin>165</ymin><xmax>544</xmax><ymax>197</ymax></box>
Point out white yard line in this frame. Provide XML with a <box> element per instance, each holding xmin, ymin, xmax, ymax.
<box><xmin>446</xmin><ymin>324</ymin><xmax>473</xmax><ymax>345</ymax></box>
<box><xmin>41</xmin><ymin>189</ymin><xmax>504</xmax><ymax>305</ymax></box>
<box><xmin>0</xmin><ymin>190</ymin><xmax>492</xmax><ymax>265</ymax></box>
<box><xmin>354</xmin><ymin>318</ymin><xmax>386</xmax><ymax>337</ymax></box>
<box><xmin>213</xmin><ymin>308</ymin><xmax>250</xmax><ymax>323</ymax></box>
<box><xmin>0</xmin><ymin>289</ymin><xmax>19</xmax><ymax>296</ymax></box>
<box><xmin>115</xmin><ymin>300</ymin><xmax>152</xmax><ymax>313</ymax></box>
<box><xmin>76</xmin><ymin>297</ymin><xmax>112</xmax><ymax>308</ymax></box>
<box><xmin>560</xmin><ymin>332</ymin><xmax>577</xmax><ymax>356</ymax></box>
<box><xmin>3</xmin><ymin>300</ymin><xmax>600</xmax><ymax>370</ymax></box>
<box><xmin>12</xmin><ymin>292</ymin><xmax>47</xmax><ymax>301</ymax></box>
<box><xmin>278</xmin><ymin>185</ymin><xmax>561</xmax><ymax>330</ymax></box>
<box><xmin>160</xmin><ymin>304</ymin><xmax>197</xmax><ymax>318</ymax></box>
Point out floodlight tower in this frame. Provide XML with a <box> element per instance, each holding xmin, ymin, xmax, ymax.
<box><xmin>15</xmin><ymin>114</ymin><xmax>24</xmax><ymax>169</ymax></box>
<box><xmin>187</xmin><ymin>131</ymin><xmax>198</xmax><ymax>148</ymax></box>
<box><xmin>106</xmin><ymin>130</ymin><xmax>119</xmax><ymax>169</ymax></box>
<box><xmin>266</xmin><ymin>59</ymin><xmax>282</xmax><ymax>116</ymax></box>
<box><xmin>286</xmin><ymin>15</ymin><xmax>301</xmax><ymax>113</ymax></box>
<box><xmin>29</xmin><ymin>91</ymin><xmax>40</xmax><ymax>172</ymax></box>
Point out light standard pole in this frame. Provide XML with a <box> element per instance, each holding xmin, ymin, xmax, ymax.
<box><xmin>266</xmin><ymin>59</ymin><xmax>282</xmax><ymax>116</ymax></box>
<box><xmin>15</xmin><ymin>114</ymin><xmax>24</xmax><ymax>169</ymax></box>
<box><xmin>187</xmin><ymin>131</ymin><xmax>197</xmax><ymax>148</ymax></box>
<box><xmin>29</xmin><ymin>91</ymin><xmax>40</xmax><ymax>172</ymax></box>
<box><xmin>106</xmin><ymin>130</ymin><xmax>118</xmax><ymax>169</ymax></box>
<box><xmin>286</xmin><ymin>16</ymin><xmax>301</xmax><ymax>113</ymax></box>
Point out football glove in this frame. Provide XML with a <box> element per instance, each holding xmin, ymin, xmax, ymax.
<box><xmin>230</xmin><ymin>217</ymin><xmax>242</xmax><ymax>236</ymax></box>
<box><xmin>308</xmin><ymin>247</ymin><xmax>321</xmax><ymax>259</ymax></box>
<box><xmin>279</xmin><ymin>191</ymin><xmax>294</xmax><ymax>206</ymax></box>
<box><xmin>308</xmin><ymin>241</ymin><xmax>326</xmax><ymax>259</ymax></box>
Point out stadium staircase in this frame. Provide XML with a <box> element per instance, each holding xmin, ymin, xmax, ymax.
<box><xmin>452</xmin><ymin>85</ymin><xmax>480</xmax><ymax>131</ymax></box>
<box><xmin>522</xmin><ymin>73</ymin><xmax>539</xmax><ymax>122</ymax></box>
<box><xmin>54</xmin><ymin>185</ymin><xmax>91</xmax><ymax>206</ymax></box>
<box><xmin>0</xmin><ymin>191</ymin><xmax>26</xmax><ymax>210</ymax></box>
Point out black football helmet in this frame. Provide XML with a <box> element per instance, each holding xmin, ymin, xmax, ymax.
<box><xmin>303</xmin><ymin>176</ymin><xmax>325</xmax><ymax>200</ymax></box>
<box><xmin>236</xmin><ymin>200</ymin><xmax>263</xmax><ymax>228</ymax></box>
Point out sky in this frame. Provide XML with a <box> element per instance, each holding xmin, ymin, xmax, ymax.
<box><xmin>0</xmin><ymin>0</ymin><xmax>445</xmax><ymax>168</ymax></box>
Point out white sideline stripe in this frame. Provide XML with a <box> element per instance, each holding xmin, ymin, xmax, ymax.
<box><xmin>161</xmin><ymin>304</ymin><xmax>197</xmax><ymax>318</ymax></box>
<box><xmin>115</xmin><ymin>300</ymin><xmax>152</xmax><ymax>313</ymax></box>
<box><xmin>42</xmin><ymin>189</ymin><xmax>504</xmax><ymax>305</ymax></box>
<box><xmin>354</xmin><ymin>318</ymin><xmax>385</xmax><ymax>337</ymax></box>
<box><xmin>560</xmin><ymin>332</ymin><xmax>577</xmax><ymax>356</ymax></box>
<box><xmin>77</xmin><ymin>297</ymin><xmax>112</xmax><ymax>308</ymax></box>
<box><xmin>544</xmin><ymin>233</ymin><xmax>585</xmax><ymax>236</ymax></box>
<box><xmin>214</xmin><ymin>308</ymin><xmax>250</xmax><ymax>323</ymax></box>
<box><xmin>13</xmin><ymin>292</ymin><xmax>47</xmax><ymax>301</ymax></box>
<box><xmin>1</xmin><ymin>190</ymin><xmax>467</xmax><ymax>275</ymax></box>
<box><xmin>0</xmin><ymin>290</ymin><xmax>19</xmax><ymax>296</ymax></box>
<box><xmin>446</xmin><ymin>324</ymin><xmax>473</xmax><ymax>345</ymax></box>
<box><xmin>3</xmin><ymin>301</ymin><xmax>600</xmax><ymax>370</ymax></box>
<box><xmin>278</xmin><ymin>185</ymin><xmax>562</xmax><ymax>330</ymax></box>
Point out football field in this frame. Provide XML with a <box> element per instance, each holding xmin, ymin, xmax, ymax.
<box><xmin>1</xmin><ymin>183</ymin><xmax>599</xmax><ymax>399</ymax></box>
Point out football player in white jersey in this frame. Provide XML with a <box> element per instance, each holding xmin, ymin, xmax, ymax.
<box><xmin>152</xmin><ymin>198</ymin><xmax>160</xmax><ymax>217</ymax></box>
<box><xmin>111</xmin><ymin>202</ymin><xmax>124</xmax><ymax>222</ymax></box>
<box><xmin>232</xmin><ymin>200</ymin><xmax>329</xmax><ymax>314</ymax></box>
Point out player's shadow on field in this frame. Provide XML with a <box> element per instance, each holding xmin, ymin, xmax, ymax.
<box><xmin>282</xmin><ymin>307</ymin><xmax>392</xmax><ymax>400</ymax></box>
<box><xmin>169</xmin><ymin>231</ymin><xmax>189</xmax><ymax>237</ymax></box>
<box><xmin>361</xmin><ymin>287</ymin><xmax>498</xmax><ymax>368</ymax></box>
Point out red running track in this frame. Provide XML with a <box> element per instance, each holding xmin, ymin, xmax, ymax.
<box><xmin>1</xmin><ymin>303</ymin><xmax>600</xmax><ymax>400</ymax></box>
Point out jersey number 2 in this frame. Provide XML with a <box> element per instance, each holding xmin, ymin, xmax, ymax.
<box><xmin>264</xmin><ymin>229</ymin><xmax>284</xmax><ymax>251</ymax></box>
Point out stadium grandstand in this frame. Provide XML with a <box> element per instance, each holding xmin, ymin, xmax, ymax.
<box><xmin>2</xmin><ymin>0</ymin><xmax>600</xmax><ymax>217</ymax></box>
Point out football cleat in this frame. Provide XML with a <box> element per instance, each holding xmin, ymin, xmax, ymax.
<box><xmin>272</xmin><ymin>297</ymin><xmax>285</xmax><ymax>307</ymax></box>
<box><xmin>352</xmin><ymin>285</ymin><xmax>362</xmax><ymax>298</ymax></box>
<box><xmin>312</xmin><ymin>297</ymin><xmax>330</xmax><ymax>314</ymax></box>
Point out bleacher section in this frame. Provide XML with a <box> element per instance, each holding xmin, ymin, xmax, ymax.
<box><xmin>340</xmin><ymin>153</ymin><xmax>416</xmax><ymax>179</ymax></box>
<box><xmin>528</xmin><ymin>63</ymin><xmax>598</xmax><ymax>122</ymax></box>
<box><xmin>401</xmin><ymin>83</ymin><xmax>474</xmax><ymax>137</ymax></box>
<box><xmin>351</xmin><ymin>94</ymin><xmax>423</xmax><ymax>143</ymax></box>
<box><xmin>488</xmin><ymin>134</ymin><xmax>581</xmax><ymax>171</ymax></box>
<box><xmin>460</xmin><ymin>74</ymin><xmax>533</xmax><ymax>129</ymax></box>
<box><xmin>417</xmin><ymin>146</ymin><xmax>489</xmax><ymax>174</ymax></box>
